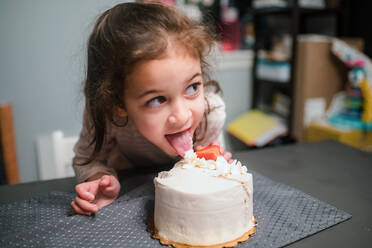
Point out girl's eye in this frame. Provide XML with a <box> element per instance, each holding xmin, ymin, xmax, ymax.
<box><xmin>146</xmin><ymin>96</ymin><xmax>166</xmax><ymax>107</ymax></box>
<box><xmin>186</xmin><ymin>82</ymin><xmax>201</xmax><ymax>96</ymax></box>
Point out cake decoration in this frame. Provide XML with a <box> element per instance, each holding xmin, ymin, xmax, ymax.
<box><xmin>195</xmin><ymin>145</ymin><xmax>222</xmax><ymax>161</ymax></box>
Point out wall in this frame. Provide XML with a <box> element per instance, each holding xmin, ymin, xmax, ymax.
<box><xmin>212</xmin><ymin>51</ymin><xmax>253</xmax><ymax>151</ymax></box>
<box><xmin>214</xmin><ymin>50</ymin><xmax>253</xmax><ymax>124</ymax></box>
<box><xmin>0</xmin><ymin>0</ymin><xmax>253</xmax><ymax>183</ymax></box>
<box><xmin>0</xmin><ymin>0</ymin><xmax>120</xmax><ymax>182</ymax></box>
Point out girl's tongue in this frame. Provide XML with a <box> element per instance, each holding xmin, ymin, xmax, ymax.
<box><xmin>165</xmin><ymin>129</ymin><xmax>193</xmax><ymax>157</ymax></box>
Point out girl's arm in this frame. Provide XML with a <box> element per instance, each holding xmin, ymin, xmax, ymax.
<box><xmin>71</xmin><ymin>109</ymin><xmax>120</xmax><ymax>215</ymax></box>
<box><xmin>72</xmin><ymin>109</ymin><xmax>117</xmax><ymax>183</ymax></box>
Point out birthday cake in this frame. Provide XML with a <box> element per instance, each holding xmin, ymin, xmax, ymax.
<box><xmin>152</xmin><ymin>146</ymin><xmax>256</xmax><ymax>247</ymax></box>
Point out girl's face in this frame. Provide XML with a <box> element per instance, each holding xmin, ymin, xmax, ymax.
<box><xmin>121</xmin><ymin>45</ymin><xmax>205</xmax><ymax>157</ymax></box>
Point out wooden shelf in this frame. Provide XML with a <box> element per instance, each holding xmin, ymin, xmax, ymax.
<box><xmin>0</xmin><ymin>104</ymin><xmax>20</xmax><ymax>184</ymax></box>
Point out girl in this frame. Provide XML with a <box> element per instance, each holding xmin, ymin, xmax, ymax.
<box><xmin>71</xmin><ymin>2</ymin><xmax>231</xmax><ymax>216</ymax></box>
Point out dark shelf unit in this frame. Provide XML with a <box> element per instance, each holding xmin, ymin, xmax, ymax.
<box><xmin>254</xmin><ymin>7</ymin><xmax>343</xmax><ymax>16</ymax></box>
<box><xmin>251</xmin><ymin>0</ymin><xmax>349</xmax><ymax>142</ymax></box>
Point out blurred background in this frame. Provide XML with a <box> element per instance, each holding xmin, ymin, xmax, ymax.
<box><xmin>1</xmin><ymin>0</ymin><xmax>371</xmax><ymax>183</ymax></box>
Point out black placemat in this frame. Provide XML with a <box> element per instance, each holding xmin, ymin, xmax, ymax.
<box><xmin>0</xmin><ymin>171</ymin><xmax>351</xmax><ymax>248</ymax></box>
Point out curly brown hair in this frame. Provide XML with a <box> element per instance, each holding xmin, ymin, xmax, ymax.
<box><xmin>83</xmin><ymin>2</ymin><xmax>221</xmax><ymax>163</ymax></box>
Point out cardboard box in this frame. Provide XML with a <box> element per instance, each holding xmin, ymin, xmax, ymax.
<box><xmin>307</xmin><ymin>120</ymin><xmax>372</xmax><ymax>151</ymax></box>
<box><xmin>292</xmin><ymin>36</ymin><xmax>364</xmax><ymax>142</ymax></box>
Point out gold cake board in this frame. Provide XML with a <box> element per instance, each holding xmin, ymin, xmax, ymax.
<box><xmin>148</xmin><ymin>216</ymin><xmax>257</xmax><ymax>248</ymax></box>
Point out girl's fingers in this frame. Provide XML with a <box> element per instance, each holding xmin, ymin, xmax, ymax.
<box><xmin>71</xmin><ymin>200</ymin><xmax>92</xmax><ymax>216</ymax></box>
<box><xmin>100</xmin><ymin>187</ymin><xmax>118</xmax><ymax>199</ymax></box>
<box><xmin>220</xmin><ymin>146</ymin><xmax>225</xmax><ymax>154</ymax></box>
<box><xmin>74</xmin><ymin>196</ymin><xmax>99</xmax><ymax>213</ymax></box>
<box><xmin>100</xmin><ymin>177</ymin><xmax>120</xmax><ymax>197</ymax></box>
<box><xmin>224</xmin><ymin>152</ymin><xmax>232</xmax><ymax>163</ymax></box>
<box><xmin>224</xmin><ymin>152</ymin><xmax>232</xmax><ymax>160</ymax></box>
<box><xmin>101</xmin><ymin>183</ymin><xmax>115</xmax><ymax>193</ymax></box>
<box><xmin>75</xmin><ymin>184</ymin><xmax>95</xmax><ymax>201</ymax></box>
<box><xmin>195</xmin><ymin>145</ymin><xmax>203</xmax><ymax>150</ymax></box>
<box><xmin>210</xmin><ymin>140</ymin><xmax>220</xmax><ymax>146</ymax></box>
<box><xmin>100</xmin><ymin>175</ymin><xmax>111</xmax><ymax>187</ymax></box>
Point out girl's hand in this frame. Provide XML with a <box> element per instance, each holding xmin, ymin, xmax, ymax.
<box><xmin>71</xmin><ymin>175</ymin><xmax>120</xmax><ymax>216</ymax></box>
<box><xmin>195</xmin><ymin>140</ymin><xmax>233</xmax><ymax>163</ymax></box>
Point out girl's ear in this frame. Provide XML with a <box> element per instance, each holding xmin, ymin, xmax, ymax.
<box><xmin>116</xmin><ymin>107</ymin><xmax>128</xmax><ymax>117</ymax></box>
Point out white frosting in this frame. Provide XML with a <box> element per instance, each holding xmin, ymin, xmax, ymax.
<box><xmin>154</xmin><ymin>150</ymin><xmax>254</xmax><ymax>246</ymax></box>
<box><xmin>178</xmin><ymin>150</ymin><xmax>250</xmax><ymax>180</ymax></box>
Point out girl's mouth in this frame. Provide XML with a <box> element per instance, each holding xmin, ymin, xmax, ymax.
<box><xmin>165</xmin><ymin>128</ymin><xmax>193</xmax><ymax>157</ymax></box>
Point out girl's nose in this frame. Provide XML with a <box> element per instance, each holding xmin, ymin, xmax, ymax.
<box><xmin>168</xmin><ymin>99</ymin><xmax>192</xmax><ymax>126</ymax></box>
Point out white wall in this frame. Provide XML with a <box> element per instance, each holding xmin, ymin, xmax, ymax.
<box><xmin>0</xmin><ymin>0</ymin><xmax>253</xmax><ymax>183</ymax></box>
<box><xmin>0</xmin><ymin>0</ymin><xmax>120</xmax><ymax>182</ymax></box>
<box><xmin>213</xmin><ymin>51</ymin><xmax>253</xmax><ymax>151</ymax></box>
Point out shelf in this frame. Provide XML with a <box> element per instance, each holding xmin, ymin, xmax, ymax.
<box><xmin>299</xmin><ymin>8</ymin><xmax>342</xmax><ymax>16</ymax></box>
<box><xmin>256</xmin><ymin>59</ymin><xmax>291</xmax><ymax>83</ymax></box>
<box><xmin>253</xmin><ymin>7</ymin><xmax>342</xmax><ymax>16</ymax></box>
<box><xmin>251</xmin><ymin>1</ymin><xmax>347</xmax><ymax>143</ymax></box>
<box><xmin>253</xmin><ymin>7</ymin><xmax>291</xmax><ymax>16</ymax></box>
<box><xmin>256</xmin><ymin>78</ymin><xmax>291</xmax><ymax>87</ymax></box>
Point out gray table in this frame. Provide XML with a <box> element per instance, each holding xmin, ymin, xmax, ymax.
<box><xmin>1</xmin><ymin>140</ymin><xmax>371</xmax><ymax>247</ymax></box>
<box><xmin>234</xmin><ymin>140</ymin><xmax>372</xmax><ymax>248</ymax></box>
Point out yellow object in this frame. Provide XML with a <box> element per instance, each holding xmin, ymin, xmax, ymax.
<box><xmin>307</xmin><ymin>120</ymin><xmax>372</xmax><ymax>151</ymax></box>
<box><xmin>360</xmin><ymin>78</ymin><xmax>372</xmax><ymax>123</ymax></box>
<box><xmin>227</xmin><ymin>110</ymin><xmax>287</xmax><ymax>147</ymax></box>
